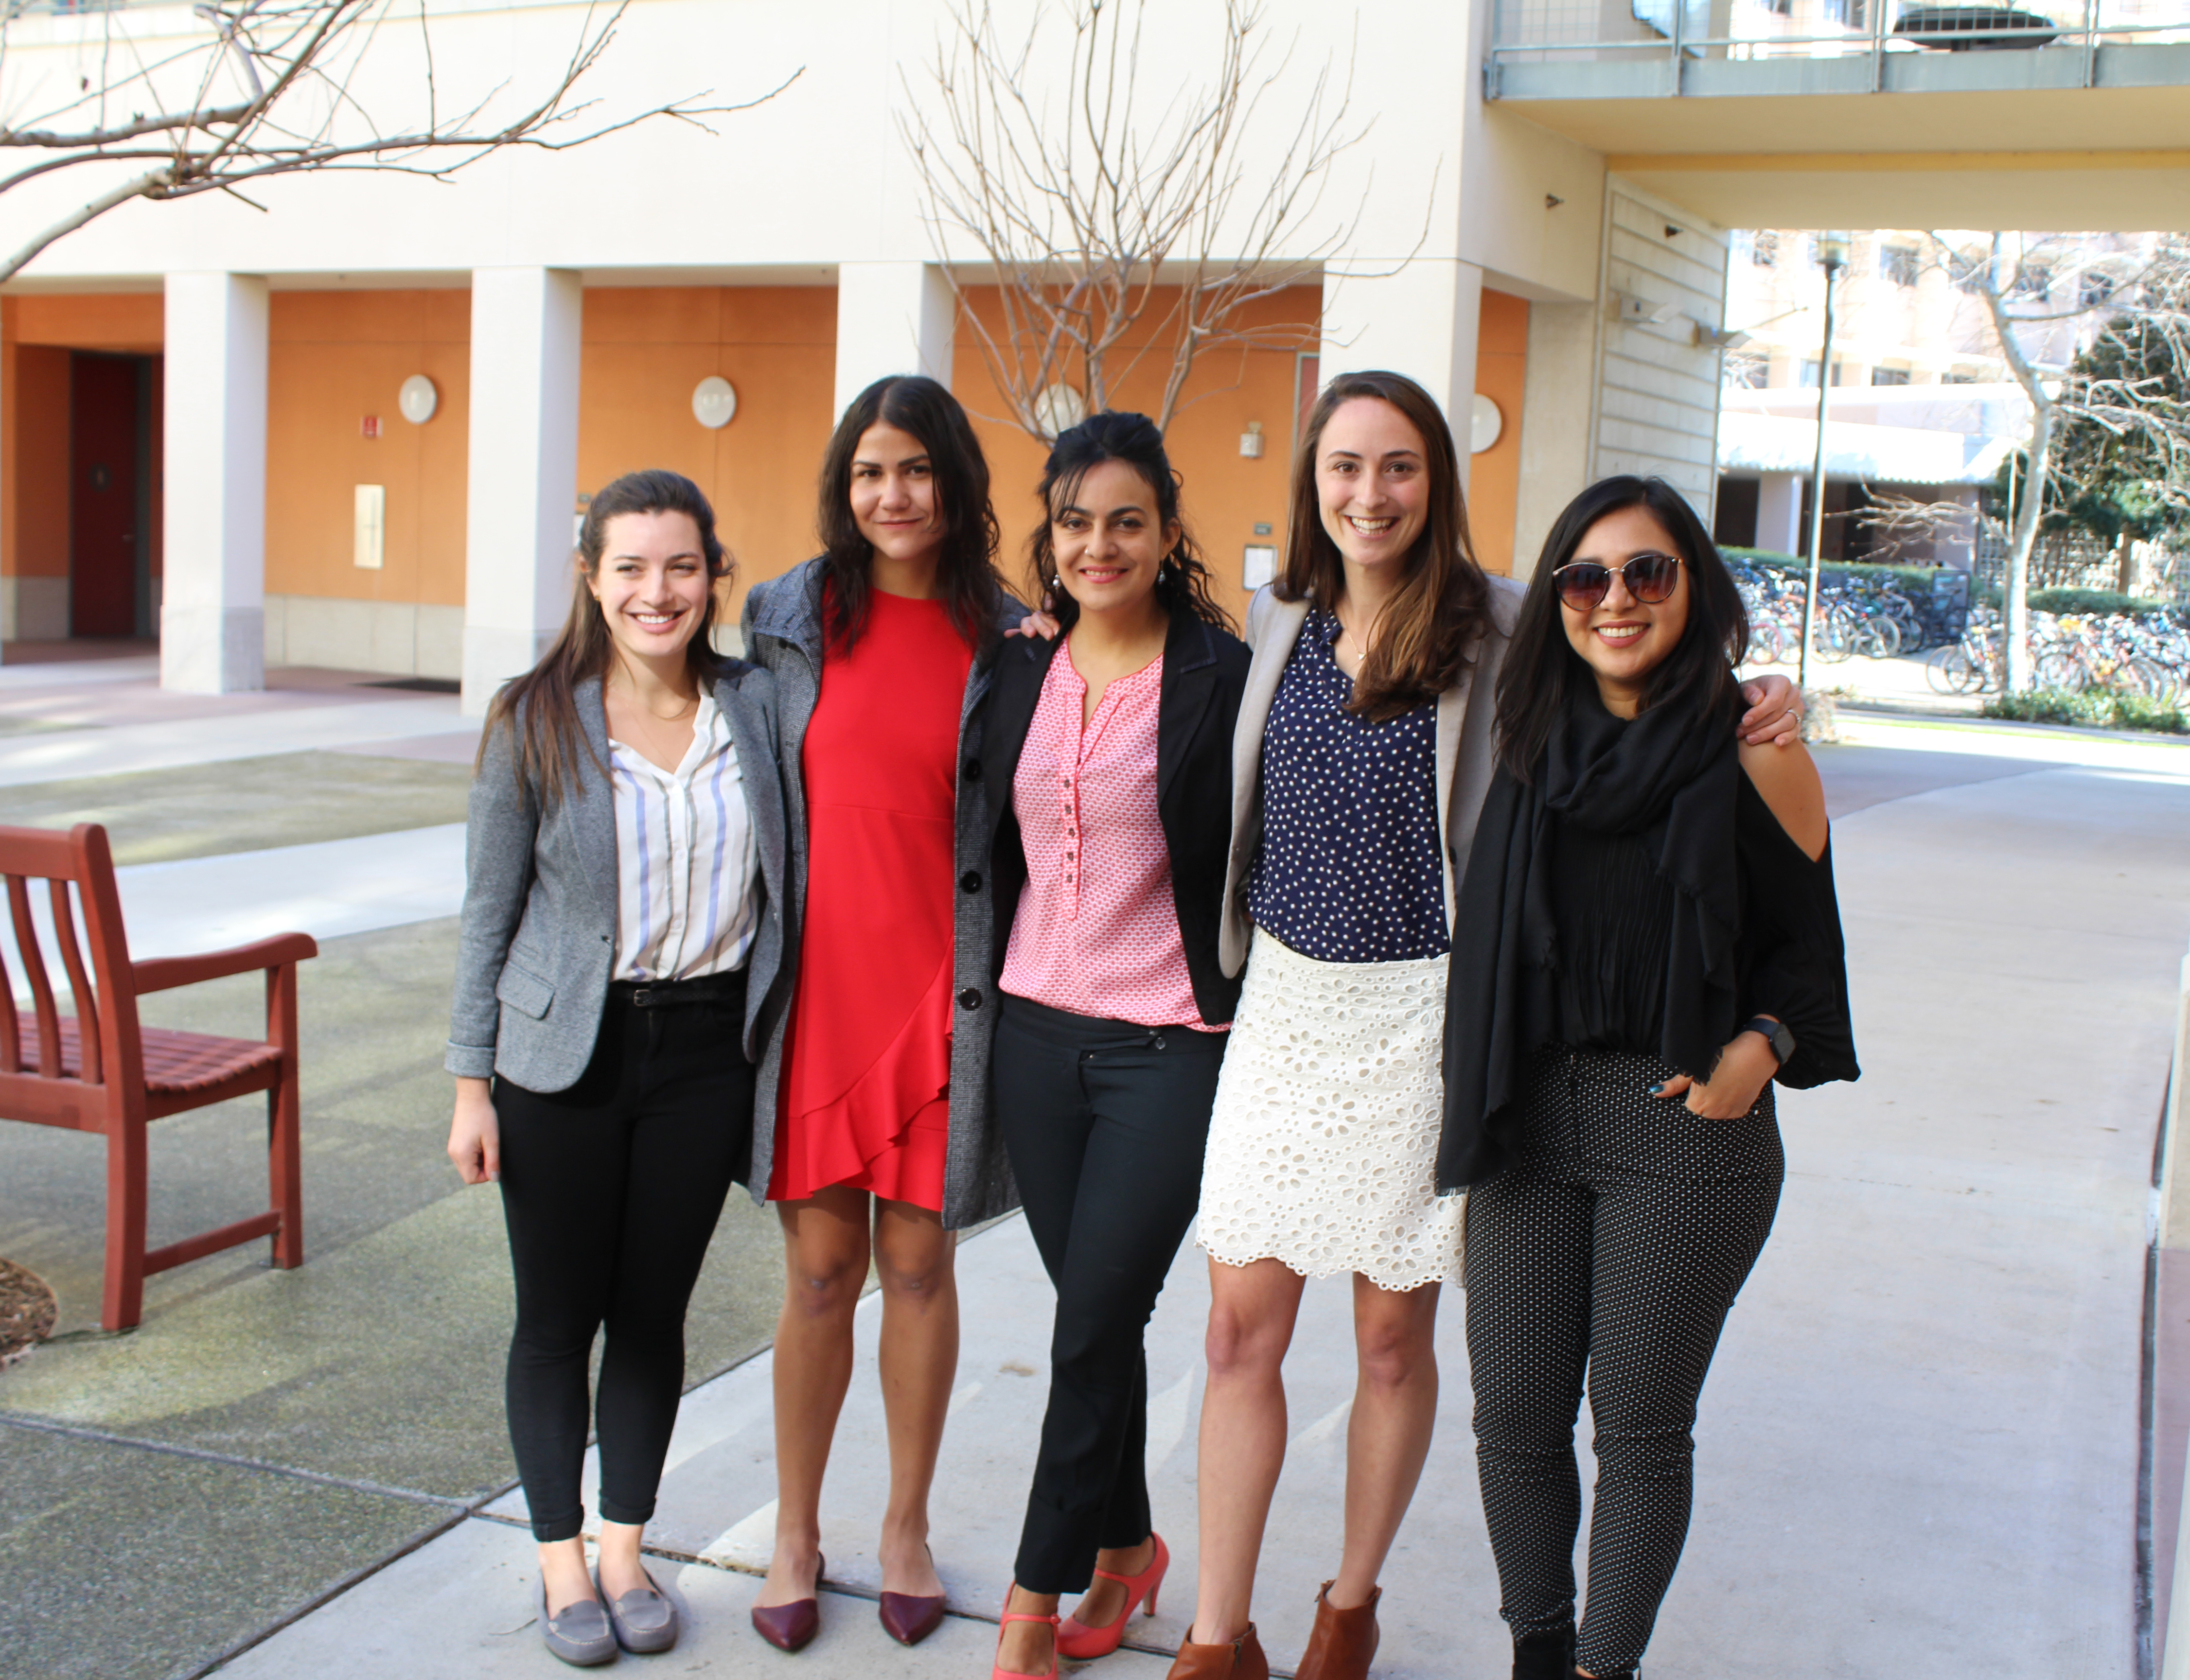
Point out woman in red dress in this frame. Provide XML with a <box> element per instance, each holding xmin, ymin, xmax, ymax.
<box><xmin>738</xmin><ymin>375</ymin><xmax>1024</xmax><ymax>1652</ymax></box>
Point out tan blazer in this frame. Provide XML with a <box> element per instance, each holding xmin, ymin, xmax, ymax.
<box><xmin>1218</xmin><ymin>577</ymin><xmax>1528</xmax><ymax>978</ymax></box>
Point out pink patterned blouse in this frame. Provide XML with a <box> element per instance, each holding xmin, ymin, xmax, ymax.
<box><xmin>998</xmin><ymin>642</ymin><xmax>1214</xmax><ymax>1029</ymax></box>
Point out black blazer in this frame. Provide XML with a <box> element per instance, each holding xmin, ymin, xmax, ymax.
<box><xmin>979</xmin><ymin>605</ymin><xmax>1253</xmax><ymax>1027</ymax></box>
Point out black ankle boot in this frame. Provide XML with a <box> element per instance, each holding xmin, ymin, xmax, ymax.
<box><xmin>1512</xmin><ymin>1627</ymin><xmax>1575</xmax><ymax>1680</ymax></box>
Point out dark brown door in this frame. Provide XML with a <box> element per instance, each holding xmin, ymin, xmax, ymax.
<box><xmin>70</xmin><ymin>353</ymin><xmax>141</xmax><ymax>638</ymax></box>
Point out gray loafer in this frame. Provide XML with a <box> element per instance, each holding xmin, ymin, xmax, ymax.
<box><xmin>595</xmin><ymin>1565</ymin><xmax>679</xmax><ymax>1655</ymax></box>
<box><xmin>536</xmin><ymin>1577</ymin><xmax>618</xmax><ymax>1667</ymax></box>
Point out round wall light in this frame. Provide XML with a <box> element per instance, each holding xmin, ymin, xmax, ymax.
<box><xmin>398</xmin><ymin>374</ymin><xmax>439</xmax><ymax>425</ymax></box>
<box><xmin>1470</xmin><ymin>393</ymin><xmax>1503</xmax><ymax>455</ymax></box>
<box><xmin>1034</xmin><ymin>383</ymin><xmax>1088</xmax><ymax>439</ymax></box>
<box><xmin>693</xmin><ymin>375</ymin><xmax>738</xmax><ymax>430</ymax></box>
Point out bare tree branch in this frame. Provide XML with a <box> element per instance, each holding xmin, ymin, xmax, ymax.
<box><xmin>899</xmin><ymin>0</ymin><xmax>1371</xmax><ymax>440</ymax></box>
<box><xmin>0</xmin><ymin>0</ymin><xmax>801</xmax><ymax>283</ymax></box>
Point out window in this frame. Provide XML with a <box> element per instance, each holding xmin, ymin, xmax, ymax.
<box><xmin>1871</xmin><ymin>367</ymin><xmax>1911</xmax><ymax>385</ymax></box>
<box><xmin>2079</xmin><ymin>271</ymin><xmax>2117</xmax><ymax>309</ymax></box>
<box><xmin>2009</xmin><ymin>262</ymin><xmax>2051</xmax><ymax>300</ymax></box>
<box><xmin>1822</xmin><ymin>0</ymin><xmax>1865</xmax><ymax>24</ymax></box>
<box><xmin>1952</xmin><ymin>253</ymin><xmax>1990</xmax><ymax>294</ymax></box>
<box><xmin>1942</xmin><ymin>369</ymin><xmax>1979</xmax><ymax>384</ymax></box>
<box><xmin>1749</xmin><ymin>230</ymin><xmax>1780</xmax><ymax>268</ymax></box>
<box><xmin>1800</xmin><ymin>360</ymin><xmax>1852</xmax><ymax>388</ymax></box>
<box><xmin>1879</xmin><ymin>245</ymin><xmax>1920</xmax><ymax>288</ymax></box>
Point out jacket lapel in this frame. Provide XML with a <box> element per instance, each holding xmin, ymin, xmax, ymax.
<box><xmin>985</xmin><ymin>632</ymin><xmax>1057</xmax><ymax>802</ymax></box>
<box><xmin>572</xmin><ymin>676</ymin><xmax>621</xmax><ymax>908</ymax></box>
<box><xmin>1434</xmin><ymin>656</ymin><xmax>1477</xmax><ymax>932</ymax></box>
<box><xmin>1158</xmin><ymin>610</ymin><xmax>1217</xmax><ymax>808</ymax></box>
<box><xmin>715</xmin><ymin>668</ymin><xmax>786</xmax><ymax>920</ymax></box>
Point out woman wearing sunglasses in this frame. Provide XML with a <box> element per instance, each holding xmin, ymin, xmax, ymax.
<box><xmin>1174</xmin><ymin>377</ymin><xmax>1807</xmax><ymax>1680</ymax></box>
<box><xmin>1441</xmin><ymin>474</ymin><xmax>1859</xmax><ymax>1680</ymax></box>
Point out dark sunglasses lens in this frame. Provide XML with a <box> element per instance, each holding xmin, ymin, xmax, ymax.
<box><xmin>1628</xmin><ymin>554</ymin><xmax>1679</xmax><ymax>602</ymax></box>
<box><xmin>1557</xmin><ymin>565</ymin><xmax>1610</xmax><ymax>609</ymax></box>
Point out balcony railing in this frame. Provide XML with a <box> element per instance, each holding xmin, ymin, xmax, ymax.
<box><xmin>1489</xmin><ymin>0</ymin><xmax>2190</xmax><ymax>90</ymax></box>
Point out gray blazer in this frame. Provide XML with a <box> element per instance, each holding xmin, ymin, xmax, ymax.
<box><xmin>1218</xmin><ymin>577</ymin><xmax>1527</xmax><ymax>977</ymax></box>
<box><xmin>739</xmin><ymin>559</ymin><xmax>1027</xmax><ymax>1230</ymax></box>
<box><xmin>445</xmin><ymin>666</ymin><xmax>788</xmax><ymax>1093</ymax></box>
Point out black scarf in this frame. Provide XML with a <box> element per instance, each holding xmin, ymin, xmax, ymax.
<box><xmin>1437</xmin><ymin>683</ymin><xmax>1742</xmax><ymax>1190</ymax></box>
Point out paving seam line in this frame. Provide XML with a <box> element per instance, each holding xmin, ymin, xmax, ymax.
<box><xmin>0</xmin><ymin>1409</ymin><xmax>476</xmax><ymax>1510</ymax></box>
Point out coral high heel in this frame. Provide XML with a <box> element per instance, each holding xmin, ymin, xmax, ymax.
<box><xmin>993</xmin><ymin>1588</ymin><xmax>1061</xmax><ymax>1680</ymax></box>
<box><xmin>1057</xmin><ymin>1533</ymin><xmax>1170</xmax><ymax>1660</ymax></box>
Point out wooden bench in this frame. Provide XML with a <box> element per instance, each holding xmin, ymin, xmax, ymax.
<box><xmin>0</xmin><ymin>822</ymin><xmax>316</xmax><ymax>1330</ymax></box>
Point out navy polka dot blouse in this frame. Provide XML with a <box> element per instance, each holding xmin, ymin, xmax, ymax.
<box><xmin>1247</xmin><ymin>608</ymin><xmax>1448</xmax><ymax>963</ymax></box>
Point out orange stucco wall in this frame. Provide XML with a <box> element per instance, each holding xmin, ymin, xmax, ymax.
<box><xmin>1471</xmin><ymin>289</ymin><xmax>1531</xmax><ymax>578</ymax></box>
<box><xmin>266</xmin><ymin>290</ymin><xmax>471</xmax><ymax>607</ymax></box>
<box><xmin>578</xmin><ymin>286</ymin><xmax>837</xmax><ymax>621</ymax></box>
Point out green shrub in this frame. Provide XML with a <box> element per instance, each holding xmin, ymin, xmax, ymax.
<box><xmin>1982</xmin><ymin>687</ymin><xmax>2189</xmax><ymax>734</ymax></box>
<box><xmin>1972</xmin><ymin>584</ymin><xmax>2185</xmax><ymax>617</ymax></box>
<box><xmin>1721</xmin><ymin>550</ymin><xmax>1944</xmax><ymax>592</ymax></box>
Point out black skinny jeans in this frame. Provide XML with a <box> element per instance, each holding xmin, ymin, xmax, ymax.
<box><xmin>1464</xmin><ymin>1044</ymin><xmax>1783</xmax><ymax>1675</ymax></box>
<box><xmin>992</xmin><ymin>994</ymin><xmax>1227</xmax><ymax>1595</ymax></box>
<box><xmin>495</xmin><ymin>978</ymin><xmax>753</xmax><ymax>1543</ymax></box>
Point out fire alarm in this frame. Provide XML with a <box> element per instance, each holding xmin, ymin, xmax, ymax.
<box><xmin>361</xmin><ymin>415</ymin><xmax>382</xmax><ymax>439</ymax></box>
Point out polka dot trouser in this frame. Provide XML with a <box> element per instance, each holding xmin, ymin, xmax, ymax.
<box><xmin>1462</xmin><ymin>1044</ymin><xmax>1783</xmax><ymax>1676</ymax></box>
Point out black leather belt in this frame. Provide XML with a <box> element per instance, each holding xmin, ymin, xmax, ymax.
<box><xmin>609</xmin><ymin>971</ymin><xmax>747</xmax><ymax>1009</ymax></box>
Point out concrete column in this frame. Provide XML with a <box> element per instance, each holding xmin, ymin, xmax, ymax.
<box><xmin>1511</xmin><ymin>300</ymin><xmax>1599</xmax><ymax>581</ymax></box>
<box><xmin>834</xmin><ymin>262</ymin><xmax>955</xmax><ymax>419</ymax></box>
<box><xmin>462</xmin><ymin>268</ymin><xmax>582</xmax><ymax>717</ymax></box>
<box><xmin>161</xmin><ymin>273</ymin><xmax>267</xmax><ymax>693</ymax></box>
<box><xmin>1318</xmin><ymin>260</ymin><xmax>1484</xmax><ymax>486</ymax></box>
<box><xmin>1755</xmin><ymin>472</ymin><xmax>1803</xmax><ymax>556</ymax></box>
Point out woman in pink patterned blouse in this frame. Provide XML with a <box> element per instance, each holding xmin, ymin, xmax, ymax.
<box><xmin>975</xmin><ymin>412</ymin><xmax>1251</xmax><ymax>1680</ymax></box>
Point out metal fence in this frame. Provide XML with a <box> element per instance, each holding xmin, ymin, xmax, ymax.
<box><xmin>1491</xmin><ymin>0</ymin><xmax>2190</xmax><ymax>65</ymax></box>
<box><xmin>1971</xmin><ymin>529</ymin><xmax>2190</xmax><ymax>600</ymax></box>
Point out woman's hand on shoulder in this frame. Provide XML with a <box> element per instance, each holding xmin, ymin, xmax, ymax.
<box><xmin>1007</xmin><ymin>591</ymin><xmax>1062</xmax><ymax>642</ymax></box>
<box><xmin>447</xmin><ymin>1077</ymin><xmax>500</xmax><ymax>1184</ymax></box>
<box><xmin>1653</xmin><ymin>1029</ymin><xmax>1778</xmax><ymax>1120</ymax></box>
<box><xmin>1738</xmin><ymin>730</ymin><xmax>1829</xmax><ymax>861</ymax></box>
<box><xmin>1737</xmin><ymin>674</ymin><xmax>1803</xmax><ymax>747</ymax></box>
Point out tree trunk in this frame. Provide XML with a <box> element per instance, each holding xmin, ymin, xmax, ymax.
<box><xmin>2116</xmin><ymin>530</ymin><xmax>2137</xmax><ymax>596</ymax></box>
<box><xmin>2004</xmin><ymin>402</ymin><xmax>2049</xmax><ymax>693</ymax></box>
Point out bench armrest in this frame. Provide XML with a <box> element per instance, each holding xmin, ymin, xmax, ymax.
<box><xmin>132</xmin><ymin>932</ymin><xmax>319</xmax><ymax>995</ymax></box>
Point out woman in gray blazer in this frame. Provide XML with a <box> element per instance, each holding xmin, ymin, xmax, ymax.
<box><xmin>445</xmin><ymin>470</ymin><xmax>786</xmax><ymax>1669</ymax></box>
<box><xmin>736</xmin><ymin>376</ymin><xmax>1024</xmax><ymax>1654</ymax></box>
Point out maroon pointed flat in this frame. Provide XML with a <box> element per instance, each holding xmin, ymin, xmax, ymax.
<box><xmin>750</xmin><ymin>1554</ymin><xmax>824</xmax><ymax>1653</ymax></box>
<box><xmin>878</xmin><ymin>1589</ymin><xmax>947</xmax><ymax>1646</ymax></box>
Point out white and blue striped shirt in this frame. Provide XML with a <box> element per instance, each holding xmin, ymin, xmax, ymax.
<box><xmin>607</xmin><ymin>692</ymin><xmax>759</xmax><ymax>982</ymax></box>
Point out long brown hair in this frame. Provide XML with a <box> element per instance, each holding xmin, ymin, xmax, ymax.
<box><xmin>1024</xmin><ymin>409</ymin><xmax>1234</xmax><ymax>635</ymax></box>
<box><xmin>479</xmin><ymin>468</ymin><xmax>731</xmax><ymax>808</ymax></box>
<box><xmin>1276</xmin><ymin>369</ymin><xmax>1492</xmax><ymax>721</ymax></box>
<box><xmin>815</xmin><ymin>375</ymin><xmax>1004</xmax><ymax>655</ymax></box>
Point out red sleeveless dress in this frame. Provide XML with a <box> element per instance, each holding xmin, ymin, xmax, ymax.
<box><xmin>768</xmin><ymin>589</ymin><xmax>971</xmax><ymax>1209</ymax></box>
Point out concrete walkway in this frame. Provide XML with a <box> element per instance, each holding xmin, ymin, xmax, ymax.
<box><xmin>212</xmin><ymin>718</ymin><xmax>2190</xmax><ymax>1678</ymax></box>
<box><xmin>2</xmin><ymin>655</ymin><xmax>2187</xmax><ymax>1680</ymax></box>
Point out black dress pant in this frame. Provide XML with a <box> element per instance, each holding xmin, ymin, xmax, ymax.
<box><xmin>992</xmin><ymin>994</ymin><xmax>1227</xmax><ymax>1594</ymax></box>
<box><xmin>1464</xmin><ymin>1044</ymin><xmax>1783</xmax><ymax>1676</ymax></box>
<box><xmin>494</xmin><ymin>977</ymin><xmax>753</xmax><ymax>1543</ymax></box>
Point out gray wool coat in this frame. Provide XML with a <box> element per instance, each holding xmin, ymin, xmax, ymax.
<box><xmin>739</xmin><ymin>558</ymin><xmax>1026</xmax><ymax>1230</ymax></box>
<box><xmin>446</xmin><ymin>666</ymin><xmax>788</xmax><ymax>1095</ymax></box>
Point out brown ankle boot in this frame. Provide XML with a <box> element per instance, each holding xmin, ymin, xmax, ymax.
<box><xmin>1294</xmin><ymin>1580</ymin><xmax>1380</xmax><ymax>1680</ymax></box>
<box><xmin>1164</xmin><ymin>1623</ymin><xmax>1270</xmax><ymax>1680</ymax></box>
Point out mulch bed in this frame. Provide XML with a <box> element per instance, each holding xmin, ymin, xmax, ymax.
<box><xmin>0</xmin><ymin>1259</ymin><xmax>58</xmax><ymax>1366</ymax></box>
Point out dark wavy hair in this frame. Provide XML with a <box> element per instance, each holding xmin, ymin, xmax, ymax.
<box><xmin>1024</xmin><ymin>409</ymin><xmax>1234</xmax><ymax>634</ymax></box>
<box><xmin>480</xmin><ymin>468</ymin><xmax>731</xmax><ymax>808</ymax></box>
<box><xmin>815</xmin><ymin>374</ymin><xmax>1004</xmax><ymax>655</ymax></box>
<box><xmin>1277</xmin><ymin>369</ymin><xmax>1493</xmax><ymax>722</ymax></box>
<box><xmin>1494</xmin><ymin>474</ymin><xmax>1750</xmax><ymax>782</ymax></box>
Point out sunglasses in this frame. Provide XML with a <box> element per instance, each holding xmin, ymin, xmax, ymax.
<box><xmin>1552</xmin><ymin>551</ymin><xmax>1683</xmax><ymax>612</ymax></box>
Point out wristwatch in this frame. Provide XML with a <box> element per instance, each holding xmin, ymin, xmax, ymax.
<box><xmin>1740</xmin><ymin>1016</ymin><xmax>1796</xmax><ymax>1068</ymax></box>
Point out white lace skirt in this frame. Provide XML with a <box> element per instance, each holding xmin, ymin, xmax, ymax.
<box><xmin>1196</xmin><ymin>929</ymin><xmax>1465</xmax><ymax>1291</ymax></box>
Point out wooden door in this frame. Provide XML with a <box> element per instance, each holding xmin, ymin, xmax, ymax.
<box><xmin>69</xmin><ymin>354</ymin><xmax>141</xmax><ymax>638</ymax></box>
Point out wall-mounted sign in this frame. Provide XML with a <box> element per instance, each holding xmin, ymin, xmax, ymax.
<box><xmin>693</xmin><ymin>376</ymin><xmax>738</xmax><ymax>429</ymax></box>
<box><xmin>354</xmin><ymin>485</ymin><xmax>386</xmax><ymax>570</ymax></box>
